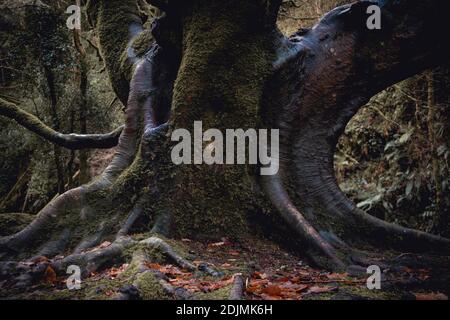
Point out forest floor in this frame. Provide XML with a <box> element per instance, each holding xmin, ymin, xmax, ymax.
<box><xmin>1</xmin><ymin>235</ymin><xmax>448</xmax><ymax>300</ymax></box>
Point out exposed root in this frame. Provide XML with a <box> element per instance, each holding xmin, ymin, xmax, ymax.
<box><xmin>228</xmin><ymin>273</ymin><xmax>245</xmax><ymax>300</ymax></box>
<box><xmin>34</xmin><ymin>228</ymin><xmax>72</xmax><ymax>258</ymax></box>
<box><xmin>74</xmin><ymin>225</ymin><xmax>107</xmax><ymax>254</ymax></box>
<box><xmin>0</xmin><ymin>234</ymin><xmax>199</xmax><ymax>294</ymax></box>
<box><xmin>52</xmin><ymin>237</ymin><xmax>134</xmax><ymax>277</ymax></box>
<box><xmin>115</xmin><ymin>239</ymin><xmax>194</xmax><ymax>300</ymax></box>
<box><xmin>92</xmin><ymin>56</ymin><xmax>157</xmax><ymax>189</ymax></box>
<box><xmin>0</xmin><ymin>187</ymin><xmax>84</xmax><ymax>256</ymax></box>
<box><xmin>260</xmin><ymin>174</ymin><xmax>346</xmax><ymax>271</ymax></box>
<box><xmin>259</xmin><ymin>3</ymin><xmax>450</xmax><ymax>272</ymax></box>
<box><xmin>0</xmin><ymin>42</ymin><xmax>177</xmax><ymax>262</ymax></box>
<box><xmin>0</xmin><ymin>236</ymin><xmax>132</xmax><ymax>289</ymax></box>
<box><xmin>140</xmin><ymin>237</ymin><xmax>196</xmax><ymax>271</ymax></box>
<box><xmin>117</xmin><ymin>236</ymin><xmax>227</xmax><ymax>300</ymax></box>
<box><xmin>117</xmin><ymin>199</ymin><xmax>145</xmax><ymax>238</ymax></box>
<box><xmin>352</xmin><ymin>208</ymin><xmax>450</xmax><ymax>254</ymax></box>
<box><xmin>0</xmin><ymin>58</ymin><xmax>151</xmax><ymax>256</ymax></box>
<box><xmin>0</xmin><ymin>42</ymin><xmax>184</xmax><ymax>299</ymax></box>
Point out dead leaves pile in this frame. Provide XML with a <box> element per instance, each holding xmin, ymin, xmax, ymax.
<box><xmin>246</xmin><ymin>269</ymin><xmax>344</xmax><ymax>300</ymax></box>
<box><xmin>145</xmin><ymin>263</ymin><xmax>234</xmax><ymax>294</ymax></box>
<box><xmin>22</xmin><ymin>239</ymin><xmax>450</xmax><ymax>301</ymax></box>
<box><xmin>413</xmin><ymin>292</ymin><xmax>448</xmax><ymax>300</ymax></box>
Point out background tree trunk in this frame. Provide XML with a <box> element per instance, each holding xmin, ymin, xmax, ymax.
<box><xmin>43</xmin><ymin>67</ymin><xmax>66</xmax><ymax>195</ymax></box>
<box><xmin>73</xmin><ymin>9</ymin><xmax>91</xmax><ymax>185</ymax></box>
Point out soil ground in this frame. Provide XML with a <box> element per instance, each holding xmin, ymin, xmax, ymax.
<box><xmin>1</xmin><ymin>236</ymin><xmax>447</xmax><ymax>300</ymax></box>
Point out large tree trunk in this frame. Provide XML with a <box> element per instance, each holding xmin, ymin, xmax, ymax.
<box><xmin>159</xmin><ymin>0</ymin><xmax>280</xmax><ymax>239</ymax></box>
<box><xmin>1</xmin><ymin>0</ymin><xmax>450</xmax><ymax>297</ymax></box>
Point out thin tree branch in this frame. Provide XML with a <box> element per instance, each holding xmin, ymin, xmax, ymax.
<box><xmin>0</xmin><ymin>98</ymin><xmax>123</xmax><ymax>150</ymax></box>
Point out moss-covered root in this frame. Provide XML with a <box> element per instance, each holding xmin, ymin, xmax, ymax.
<box><xmin>228</xmin><ymin>273</ymin><xmax>245</xmax><ymax>300</ymax></box>
<box><xmin>115</xmin><ymin>251</ymin><xmax>175</xmax><ymax>300</ymax></box>
<box><xmin>115</xmin><ymin>236</ymin><xmax>228</xmax><ymax>300</ymax></box>
<box><xmin>0</xmin><ymin>236</ymin><xmax>132</xmax><ymax>289</ymax></box>
<box><xmin>115</xmin><ymin>236</ymin><xmax>198</xmax><ymax>300</ymax></box>
<box><xmin>1</xmin><ymin>233</ymin><xmax>201</xmax><ymax>290</ymax></box>
<box><xmin>140</xmin><ymin>237</ymin><xmax>196</xmax><ymax>271</ymax></box>
<box><xmin>54</xmin><ymin>237</ymin><xmax>134</xmax><ymax>276</ymax></box>
<box><xmin>0</xmin><ymin>187</ymin><xmax>84</xmax><ymax>256</ymax></box>
<box><xmin>0</xmin><ymin>51</ymin><xmax>160</xmax><ymax>259</ymax></box>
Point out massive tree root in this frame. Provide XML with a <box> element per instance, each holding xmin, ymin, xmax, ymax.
<box><xmin>260</xmin><ymin>0</ymin><xmax>450</xmax><ymax>270</ymax></box>
<box><xmin>1</xmin><ymin>0</ymin><xmax>450</xmax><ymax>299</ymax></box>
<box><xmin>0</xmin><ymin>32</ymin><xmax>179</xmax><ymax>281</ymax></box>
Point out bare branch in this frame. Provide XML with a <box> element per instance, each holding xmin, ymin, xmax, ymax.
<box><xmin>0</xmin><ymin>98</ymin><xmax>122</xmax><ymax>150</ymax></box>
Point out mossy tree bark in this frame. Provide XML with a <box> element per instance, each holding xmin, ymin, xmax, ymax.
<box><xmin>1</xmin><ymin>0</ymin><xmax>450</xmax><ymax>296</ymax></box>
<box><xmin>73</xmin><ymin>5</ymin><xmax>91</xmax><ymax>185</ymax></box>
<box><xmin>158</xmin><ymin>0</ymin><xmax>280</xmax><ymax>239</ymax></box>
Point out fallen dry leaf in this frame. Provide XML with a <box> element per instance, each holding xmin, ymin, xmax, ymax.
<box><xmin>246</xmin><ymin>285</ymin><xmax>260</xmax><ymax>293</ymax></box>
<box><xmin>88</xmin><ymin>241</ymin><xmax>112</xmax><ymax>253</ymax></box>
<box><xmin>275</xmin><ymin>276</ymin><xmax>290</xmax><ymax>283</ymax></box>
<box><xmin>106</xmin><ymin>264</ymin><xmax>129</xmax><ymax>279</ymax></box>
<box><xmin>326</xmin><ymin>273</ymin><xmax>348</xmax><ymax>280</ymax></box>
<box><xmin>43</xmin><ymin>265</ymin><xmax>57</xmax><ymax>285</ymax></box>
<box><xmin>260</xmin><ymin>293</ymin><xmax>282</xmax><ymax>300</ymax></box>
<box><xmin>208</xmin><ymin>242</ymin><xmax>226</xmax><ymax>248</ymax></box>
<box><xmin>281</xmin><ymin>282</ymin><xmax>308</xmax><ymax>292</ymax></box>
<box><xmin>307</xmin><ymin>285</ymin><xmax>338</xmax><ymax>294</ymax></box>
<box><xmin>105</xmin><ymin>290</ymin><xmax>115</xmax><ymax>297</ymax></box>
<box><xmin>262</xmin><ymin>285</ymin><xmax>282</xmax><ymax>296</ymax></box>
<box><xmin>414</xmin><ymin>292</ymin><xmax>448</xmax><ymax>300</ymax></box>
<box><xmin>253</xmin><ymin>271</ymin><xmax>268</xmax><ymax>279</ymax></box>
<box><xmin>99</xmin><ymin>241</ymin><xmax>112</xmax><ymax>249</ymax></box>
<box><xmin>146</xmin><ymin>263</ymin><xmax>162</xmax><ymax>270</ymax></box>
